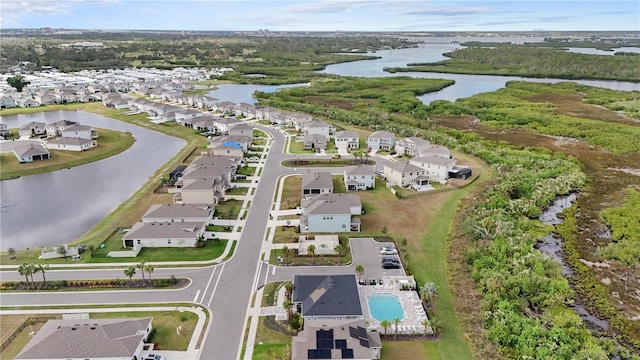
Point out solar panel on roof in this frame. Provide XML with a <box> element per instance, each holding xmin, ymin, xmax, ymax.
<box><xmin>335</xmin><ymin>339</ymin><xmax>347</xmax><ymax>349</ymax></box>
<box><xmin>348</xmin><ymin>326</ymin><xmax>358</xmax><ymax>339</ymax></box>
<box><xmin>359</xmin><ymin>338</ymin><xmax>369</xmax><ymax>348</ymax></box>
<box><xmin>341</xmin><ymin>348</ymin><xmax>354</xmax><ymax>359</ymax></box>
<box><xmin>316</xmin><ymin>329</ymin><xmax>335</xmax><ymax>349</ymax></box>
<box><xmin>308</xmin><ymin>349</ymin><xmax>332</xmax><ymax>359</ymax></box>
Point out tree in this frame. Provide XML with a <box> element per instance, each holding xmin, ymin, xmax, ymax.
<box><xmin>284</xmin><ymin>281</ymin><xmax>294</xmax><ymax>300</ymax></box>
<box><xmin>380</xmin><ymin>320</ymin><xmax>390</xmax><ymax>336</ymax></box>
<box><xmin>421</xmin><ymin>319</ymin><xmax>431</xmax><ymax>337</ymax></box>
<box><xmin>393</xmin><ymin>317</ymin><xmax>401</xmax><ymax>338</ymax></box>
<box><xmin>18</xmin><ymin>263</ymin><xmax>32</xmax><ymax>283</ymax></box>
<box><xmin>7</xmin><ymin>75</ymin><xmax>30</xmax><ymax>92</ymax></box>
<box><xmin>430</xmin><ymin>316</ymin><xmax>442</xmax><ymax>337</ymax></box>
<box><xmin>334</xmin><ymin>244</ymin><xmax>346</xmax><ymax>264</ymax></box>
<box><xmin>137</xmin><ymin>261</ymin><xmax>146</xmax><ymax>282</ymax></box>
<box><xmin>87</xmin><ymin>244</ymin><xmax>95</xmax><ymax>257</ymax></box>
<box><xmin>57</xmin><ymin>246</ymin><xmax>68</xmax><ymax>262</ymax></box>
<box><xmin>283</xmin><ymin>245</ymin><xmax>291</xmax><ymax>265</ymax></box>
<box><xmin>283</xmin><ymin>299</ymin><xmax>294</xmax><ymax>321</ymax></box>
<box><xmin>35</xmin><ymin>264</ymin><xmax>50</xmax><ymax>283</ymax></box>
<box><xmin>144</xmin><ymin>264</ymin><xmax>155</xmax><ymax>283</ymax></box>
<box><xmin>355</xmin><ymin>264</ymin><xmax>364</xmax><ymax>283</ymax></box>
<box><xmin>307</xmin><ymin>244</ymin><xmax>316</xmax><ymax>265</ymax></box>
<box><xmin>420</xmin><ymin>282</ymin><xmax>438</xmax><ymax>308</ymax></box>
<box><xmin>8</xmin><ymin>247</ymin><xmax>16</xmax><ymax>257</ymax></box>
<box><xmin>124</xmin><ymin>266</ymin><xmax>136</xmax><ymax>284</ymax></box>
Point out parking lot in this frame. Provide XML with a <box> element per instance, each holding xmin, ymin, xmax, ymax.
<box><xmin>349</xmin><ymin>238</ymin><xmax>405</xmax><ymax>281</ymax></box>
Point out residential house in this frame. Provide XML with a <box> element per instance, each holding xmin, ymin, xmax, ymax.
<box><xmin>175</xmin><ymin>178</ymin><xmax>225</xmax><ymax>204</ymax></box>
<box><xmin>367</xmin><ymin>131</ymin><xmax>395</xmax><ymax>152</ymax></box>
<box><xmin>343</xmin><ymin>165</ymin><xmax>376</xmax><ymax>191</ymax></box>
<box><xmin>141</xmin><ymin>203</ymin><xmax>214</xmax><ymax>223</ymax></box>
<box><xmin>175</xmin><ymin>108</ymin><xmax>204</xmax><ymax>125</ymax></box>
<box><xmin>286</xmin><ymin>112</ymin><xmax>313</xmax><ymax>129</ymax></box>
<box><xmin>122</xmin><ymin>221</ymin><xmax>206</xmax><ymax>248</ymax></box>
<box><xmin>15</xmin><ymin>318</ymin><xmax>153</xmax><ymax>360</ymax></box>
<box><xmin>190</xmin><ymin>115</ymin><xmax>218</xmax><ymax>131</ymax></box>
<box><xmin>18</xmin><ymin>121</ymin><xmax>46</xmax><ymax>137</ymax></box>
<box><xmin>58</xmin><ymin>91</ymin><xmax>77</xmax><ymax>103</ymax></box>
<box><xmin>300</xmin><ymin>193</ymin><xmax>362</xmax><ymax>233</ymax></box>
<box><xmin>46</xmin><ymin>120</ymin><xmax>78</xmax><ymax>137</ymax></box>
<box><xmin>212</xmin><ymin>117</ymin><xmax>241</xmax><ymax>134</ymax></box>
<box><xmin>16</xmin><ymin>98</ymin><xmax>40</xmax><ymax>108</ymax></box>
<box><xmin>304</xmin><ymin>121</ymin><xmax>332</xmax><ymax>139</ymax></box>
<box><xmin>0</xmin><ymin>123</ymin><xmax>11</xmax><ymax>138</ymax></box>
<box><xmin>13</xmin><ymin>143</ymin><xmax>51</xmax><ymax>163</ymax></box>
<box><xmin>236</xmin><ymin>102</ymin><xmax>255</xmax><ymax>117</ymax></box>
<box><xmin>0</xmin><ymin>95</ymin><xmax>16</xmax><ymax>108</ymax></box>
<box><xmin>394</xmin><ymin>137</ymin><xmax>431</xmax><ymax>157</ymax></box>
<box><xmin>292</xmin><ymin>319</ymin><xmax>382</xmax><ymax>360</ymax></box>
<box><xmin>215</xmin><ymin>101</ymin><xmax>237</xmax><ymax>114</ymax></box>
<box><xmin>208</xmin><ymin>135</ymin><xmax>251</xmax><ymax>157</ymax></box>
<box><xmin>46</xmin><ymin>137</ymin><xmax>97</xmax><ymax>151</ymax></box>
<box><xmin>334</xmin><ymin>130</ymin><xmax>360</xmax><ymax>150</ymax></box>
<box><xmin>409</xmin><ymin>155</ymin><xmax>456</xmax><ymax>184</ymax></box>
<box><xmin>61</xmin><ymin>124</ymin><xmax>98</xmax><ymax>139</ymax></box>
<box><xmin>33</xmin><ymin>91</ymin><xmax>59</xmax><ymax>105</ymax></box>
<box><xmin>292</xmin><ymin>274</ymin><xmax>363</xmax><ymax>320</ymax></box>
<box><xmin>228</xmin><ymin>122</ymin><xmax>253</xmax><ymax>137</ymax></box>
<box><xmin>383</xmin><ymin>161</ymin><xmax>425</xmax><ymax>187</ymax></box>
<box><xmin>420</xmin><ymin>145</ymin><xmax>453</xmax><ymax>159</ymax></box>
<box><xmin>303</xmin><ymin>133</ymin><xmax>328</xmax><ymax>152</ymax></box>
<box><xmin>302</xmin><ymin>170</ymin><xmax>334</xmax><ymax>198</ymax></box>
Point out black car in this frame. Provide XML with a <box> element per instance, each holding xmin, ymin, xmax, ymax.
<box><xmin>382</xmin><ymin>260</ymin><xmax>401</xmax><ymax>269</ymax></box>
<box><xmin>382</xmin><ymin>256</ymin><xmax>400</xmax><ymax>263</ymax></box>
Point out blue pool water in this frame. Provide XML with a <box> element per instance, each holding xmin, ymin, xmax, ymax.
<box><xmin>368</xmin><ymin>294</ymin><xmax>404</xmax><ymax>322</ymax></box>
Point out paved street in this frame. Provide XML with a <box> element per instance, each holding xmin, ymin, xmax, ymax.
<box><xmin>0</xmin><ymin>123</ymin><xmax>394</xmax><ymax>360</ymax></box>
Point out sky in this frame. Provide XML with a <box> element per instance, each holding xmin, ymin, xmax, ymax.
<box><xmin>1</xmin><ymin>0</ymin><xmax>639</xmax><ymax>32</ymax></box>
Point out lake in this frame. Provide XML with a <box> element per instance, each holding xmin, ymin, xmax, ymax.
<box><xmin>0</xmin><ymin>111</ymin><xmax>185</xmax><ymax>250</ymax></box>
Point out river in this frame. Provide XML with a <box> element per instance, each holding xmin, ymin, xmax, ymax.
<box><xmin>0</xmin><ymin>111</ymin><xmax>185</xmax><ymax>250</ymax></box>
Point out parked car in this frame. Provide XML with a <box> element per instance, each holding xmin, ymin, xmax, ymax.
<box><xmin>332</xmin><ymin>154</ymin><xmax>341</xmax><ymax>159</ymax></box>
<box><xmin>382</xmin><ymin>256</ymin><xmax>400</xmax><ymax>264</ymax></box>
<box><xmin>380</xmin><ymin>246</ymin><xmax>397</xmax><ymax>255</ymax></box>
<box><xmin>382</xmin><ymin>261</ymin><xmax>401</xmax><ymax>269</ymax></box>
<box><xmin>144</xmin><ymin>354</ymin><xmax>164</xmax><ymax>360</ymax></box>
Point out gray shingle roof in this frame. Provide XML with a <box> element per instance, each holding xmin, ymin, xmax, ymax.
<box><xmin>292</xmin><ymin>274</ymin><xmax>363</xmax><ymax>317</ymax></box>
<box><xmin>142</xmin><ymin>203</ymin><xmax>213</xmax><ymax>220</ymax></box>
<box><xmin>47</xmin><ymin>137</ymin><xmax>94</xmax><ymax>146</ymax></box>
<box><xmin>123</xmin><ymin>221</ymin><xmax>205</xmax><ymax>239</ymax></box>
<box><xmin>384</xmin><ymin>161</ymin><xmax>423</xmax><ymax>174</ymax></box>
<box><xmin>302</xmin><ymin>170</ymin><xmax>333</xmax><ymax>190</ymax></box>
<box><xmin>301</xmin><ymin>193</ymin><xmax>361</xmax><ymax>215</ymax></box>
<box><xmin>15</xmin><ymin>318</ymin><xmax>151</xmax><ymax>359</ymax></box>
<box><xmin>13</xmin><ymin>143</ymin><xmax>49</xmax><ymax>157</ymax></box>
<box><xmin>344</xmin><ymin>165</ymin><xmax>375</xmax><ymax>176</ymax></box>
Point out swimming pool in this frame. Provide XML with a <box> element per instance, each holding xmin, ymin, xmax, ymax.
<box><xmin>367</xmin><ymin>294</ymin><xmax>404</xmax><ymax>322</ymax></box>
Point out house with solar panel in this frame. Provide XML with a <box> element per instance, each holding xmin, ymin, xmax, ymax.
<box><xmin>291</xmin><ymin>274</ymin><xmax>382</xmax><ymax>359</ymax></box>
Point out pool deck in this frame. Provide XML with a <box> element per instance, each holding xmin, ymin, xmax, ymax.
<box><xmin>359</xmin><ymin>285</ymin><xmax>433</xmax><ymax>336</ymax></box>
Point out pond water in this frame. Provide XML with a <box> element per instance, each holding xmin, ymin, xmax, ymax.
<box><xmin>0</xmin><ymin>110</ymin><xmax>185</xmax><ymax>250</ymax></box>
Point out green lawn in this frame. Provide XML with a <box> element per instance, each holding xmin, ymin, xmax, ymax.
<box><xmin>261</xmin><ymin>281</ymin><xmax>283</xmax><ymax>307</ymax></box>
<box><xmin>251</xmin><ymin>316</ymin><xmax>291</xmax><ymax>360</ymax></box>
<box><xmin>227</xmin><ymin>186</ymin><xmax>249</xmax><ymax>195</ymax></box>
<box><xmin>215</xmin><ymin>199</ymin><xmax>243</xmax><ymax>219</ymax></box>
<box><xmin>86</xmin><ymin>240</ymin><xmax>228</xmax><ymax>263</ymax></box>
<box><xmin>272</xmin><ymin>226</ymin><xmax>299</xmax><ymax>243</ymax></box>
<box><xmin>0</xmin><ymin>128</ymin><xmax>134</xmax><ymax>180</ymax></box>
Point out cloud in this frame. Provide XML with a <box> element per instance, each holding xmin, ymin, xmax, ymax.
<box><xmin>403</xmin><ymin>6</ymin><xmax>491</xmax><ymax>17</ymax></box>
<box><xmin>0</xmin><ymin>0</ymin><xmax>119</xmax><ymax>27</ymax></box>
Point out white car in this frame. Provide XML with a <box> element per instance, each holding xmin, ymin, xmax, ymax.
<box><xmin>380</xmin><ymin>246</ymin><xmax>397</xmax><ymax>255</ymax></box>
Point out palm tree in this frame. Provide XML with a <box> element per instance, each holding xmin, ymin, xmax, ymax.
<box><xmin>355</xmin><ymin>264</ymin><xmax>364</xmax><ymax>284</ymax></box>
<box><xmin>380</xmin><ymin>320</ymin><xmax>390</xmax><ymax>336</ymax></box>
<box><xmin>35</xmin><ymin>264</ymin><xmax>49</xmax><ymax>283</ymax></box>
<box><xmin>420</xmin><ymin>282</ymin><xmax>438</xmax><ymax>308</ymax></box>
<box><xmin>307</xmin><ymin>244</ymin><xmax>316</xmax><ymax>265</ymax></box>
<box><xmin>334</xmin><ymin>244</ymin><xmax>345</xmax><ymax>264</ymax></box>
<box><xmin>421</xmin><ymin>319</ymin><xmax>431</xmax><ymax>337</ymax></box>
<box><xmin>393</xmin><ymin>317</ymin><xmax>401</xmax><ymax>338</ymax></box>
<box><xmin>430</xmin><ymin>317</ymin><xmax>441</xmax><ymax>338</ymax></box>
<box><xmin>6</xmin><ymin>75</ymin><xmax>30</xmax><ymax>92</ymax></box>
<box><xmin>28</xmin><ymin>264</ymin><xmax>37</xmax><ymax>283</ymax></box>
<box><xmin>282</xmin><ymin>245</ymin><xmax>290</xmax><ymax>265</ymax></box>
<box><xmin>17</xmin><ymin>263</ymin><xmax>32</xmax><ymax>283</ymax></box>
<box><xmin>124</xmin><ymin>266</ymin><xmax>136</xmax><ymax>284</ymax></box>
<box><xmin>144</xmin><ymin>264</ymin><xmax>155</xmax><ymax>283</ymax></box>
<box><xmin>283</xmin><ymin>299</ymin><xmax>294</xmax><ymax>321</ymax></box>
<box><xmin>137</xmin><ymin>261</ymin><xmax>146</xmax><ymax>282</ymax></box>
<box><xmin>284</xmin><ymin>281</ymin><xmax>294</xmax><ymax>300</ymax></box>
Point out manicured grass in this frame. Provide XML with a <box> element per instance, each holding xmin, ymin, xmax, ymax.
<box><xmin>86</xmin><ymin>240</ymin><xmax>227</xmax><ymax>263</ymax></box>
<box><xmin>332</xmin><ymin>175</ymin><xmax>346</xmax><ymax>193</ymax></box>
<box><xmin>281</xmin><ymin>158</ymin><xmax>375</xmax><ymax>168</ymax></box>
<box><xmin>89</xmin><ymin>311</ymin><xmax>197</xmax><ymax>351</ymax></box>
<box><xmin>268</xmin><ymin>248</ymin><xmax>350</xmax><ymax>266</ymax></box>
<box><xmin>252</xmin><ymin>316</ymin><xmax>291</xmax><ymax>360</ymax></box>
<box><xmin>381</xmin><ymin>340</ymin><xmax>428</xmax><ymax>360</ymax></box>
<box><xmin>206</xmin><ymin>224</ymin><xmax>233</xmax><ymax>232</ymax></box>
<box><xmin>226</xmin><ymin>186</ymin><xmax>249</xmax><ymax>195</ymax></box>
<box><xmin>0</xmin><ymin>128</ymin><xmax>134</xmax><ymax>180</ymax></box>
<box><xmin>272</xmin><ymin>226</ymin><xmax>299</xmax><ymax>243</ymax></box>
<box><xmin>236</xmin><ymin>166</ymin><xmax>256</xmax><ymax>176</ymax></box>
<box><xmin>214</xmin><ymin>199</ymin><xmax>243</xmax><ymax>219</ymax></box>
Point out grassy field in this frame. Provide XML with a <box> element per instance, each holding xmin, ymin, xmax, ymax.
<box><xmin>279</xmin><ymin>175</ymin><xmax>302</xmax><ymax>210</ymax></box>
<box><xmin>87</xmin><ymin>239</ymin><xmax>228</xmax><ymax>263</ymax></box>
<box><xmin>0</xmin><ymin>128</ymin><xmax>134</xmax><ymax>180</ymax></box>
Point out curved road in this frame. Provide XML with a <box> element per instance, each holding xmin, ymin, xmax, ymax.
<box><xmin>0</xmin><ymin>125</ymin><xmax>391</xmax><ymax>359</ymax></box>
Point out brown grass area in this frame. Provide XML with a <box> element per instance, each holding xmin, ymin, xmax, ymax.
<box><xmin>527</xmin><ymin>93</ymin><xmax>638</xmax><ymax>125</ymax></box>
<box><xmin>279</xmin><ymin>175</ymin><xmax>301</xmax><ymax>210</ymax></box>
<box><xmin>0</xmin><ymin>315</ymin><xmax>32</xmax><ymax>344</ymax></box>
<box><xmin>302</xmin><ymin>96</ymin><xmax>358</xmax><ymax>110</ymax></box>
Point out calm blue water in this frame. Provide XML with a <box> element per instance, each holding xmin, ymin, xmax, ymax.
<box><xmin>368</xmin><ymin>294</ymin><xmax>404</xmax><ymax>322</ymax></box>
